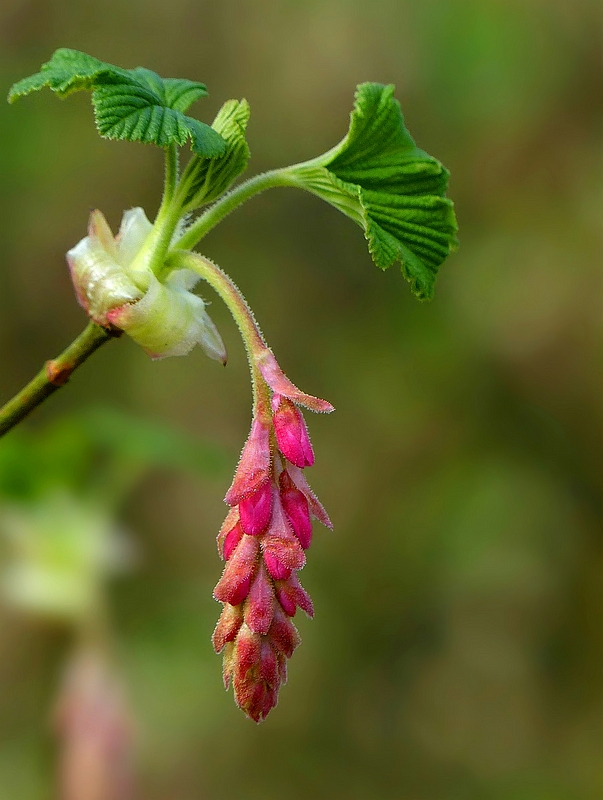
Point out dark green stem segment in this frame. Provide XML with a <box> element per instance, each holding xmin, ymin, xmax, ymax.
<box><xmin>0</xmin><ymin>322</ymin><xmax>115</xmax><ymax>437</ymax></box>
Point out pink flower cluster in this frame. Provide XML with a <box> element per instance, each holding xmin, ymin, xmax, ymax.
<box><xmin>212</xmin><ymin>351</ymin><xmax>333</xmax><ymax>722</ymax></box>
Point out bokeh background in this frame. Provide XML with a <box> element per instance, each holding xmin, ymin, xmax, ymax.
<box><xmin>0</xmin><ymin>1</ymin><xmax>601</xmax><ymax>798</ymax></box>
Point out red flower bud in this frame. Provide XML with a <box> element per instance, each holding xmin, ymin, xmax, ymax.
<box><xmin>262</xmin><ymin>491</ymin><xmax>306</xmax><ymax>573</ymax></box>
<box><xmin>239</xmin><ymin>480</ymin><xmax>273</xmax><ymax>535</ymax></box>
<box><xmin>212</xmin><ymin>603</ymin><xmax>244</xmax><ymax>653</ymax></box>
<box><xmin>263</xmin><ymin>551</ymin><xmax>292</xmax><ymax>581</ymax></box>
<box><xmin>268</xmin><ymin>606</ymin><xmax>301</xmax><ymax>659</ymax></box>
<box><xmin>279</xmin><ymin>470</ymin><xmax>312</xmax><ymax>549</ymax></box>
<box><xmin>275</xmin><ymin>582</ymin><xmax>296</xmax><ymax>616</ymax></box>
<box><xmin>233</xmin><ymin>624</ymin><xmax>262</xmax><ymax>678</ymax></box>
<box><xmin>225</xmin><ymin>418</ymin><xmax>271</xmax><ymax>505</ymax></box>
<box><xmin>244</xmin><ymin>562</ymin><xmax>275</xmax><ymax>635</ymax></box>
<box><xmin>222</xmin><ymin>522</ymin><xmax>244</xmax><ymax>562</ymax></box>
<box><xmin>213</xmin><ymin>352</ymin><xmax>333</xmax><ymax>721</ymax></box>
<box><xmin>217</xmin><ymin>507</ymin><xmax>242</xmax><ymax>560</ymax></box>
<box><xmin>287</xmin><ymin>463</ymin><xmax>333</xmax><ymax>529</ymax></box>
<box><xmin>275</xmin><ymin>572</ymin><xmax>314</xmax><ymax>618</ymax></box>
<box><xmin>213</xmin><ymin>534</ymin><xmax>260</xmax><ymax>605</ymax></box>
<box><xmin>272</xmin><ymin>395</ymin><xmax>314</xmax><ymax>467</ymax></box>
<box><xmin>258</xmin><ymin>640</ymin><xmax>278</xmax><ymax>685</ymax></box>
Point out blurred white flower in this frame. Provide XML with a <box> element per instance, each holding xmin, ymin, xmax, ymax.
<box><xmin>0</xmin><ymin>492</ymin><xmax>131</xmax><ymax>621</ymax></box>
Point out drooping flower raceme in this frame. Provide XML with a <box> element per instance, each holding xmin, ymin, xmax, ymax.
<box><xmin>67</xmin><ymin>207</ymin><xmax>226</xmax><ymax>362</ymax></box>
<box><xmin>211</xmin><ymin>344</ymin><xmax>333</xmax><ymax>722</ymax></box>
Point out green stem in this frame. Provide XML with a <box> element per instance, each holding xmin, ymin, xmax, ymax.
<box><xmin>167</xmin><ymin>250</ymin><xmax>271</xmax><ymax>419</ymax></box>
<box><xmin>129</xmin><ymin>145</ymin><xmax>182</xmax><ymax>281</ymax></box>
<box><xmin>175</xmin><ymin>169</ymin><xmax>294</xmax><ymax>251</ymax></box>
<box><xmin>160</xmin><ymin>144</ymin><xmax>179</xmax><ymax>210</ymax></box>
<box><xmin>0</xmin><ymin>323</ymin><xmax>116</xmax><ymax>438</ymax></box>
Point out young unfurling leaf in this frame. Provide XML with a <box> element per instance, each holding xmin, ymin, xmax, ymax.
<box><xmin>287</xmin><ymin>83</ymin><xmax>458</xmax><ymax>299</ymax></box>
<box><xmin>8</xmin><ymin>48</ymin><xmax>226</xmax><ymax>157</ymax></box>
<box><xmin>178</xmin><ymin>98</ymin><xmax>251</xmax><ymax>211</ymax></box>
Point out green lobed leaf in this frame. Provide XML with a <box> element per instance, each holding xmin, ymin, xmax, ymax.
<box><xmin>8</xmin><ymin>49</ymin><xmax>117</xmax><ymax>99</ymax></box>
<box><xmin>8</xmin><ymin>48</ymin><xmax>225</xmax><ymax>157</ymax></box>
<box><xmin>289</xmin><ymin>83</ymin><xmax>458</xmax><ymax>300</ymax></box>
<box><xmin>179</xmin><ymin>98</ymin><xmax>251</xmax><ymax>210</ymax></box>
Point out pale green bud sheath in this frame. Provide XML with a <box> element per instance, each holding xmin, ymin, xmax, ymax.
<box><xmin>67</xmin><ymin>203</ymin><xmax>226</xmax><ymax>363</ymax></box>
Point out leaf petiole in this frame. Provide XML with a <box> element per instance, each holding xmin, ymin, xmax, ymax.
<box><xmin>174</xmin><ymin>169</ymin><xmax>294</xmax><ymax>251</ymax></box>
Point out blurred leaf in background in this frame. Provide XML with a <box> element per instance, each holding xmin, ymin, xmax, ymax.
<box><xmin>0</xmin><ymin>407</ymin><xmax>227</xmax><ymax>622</ymax></box>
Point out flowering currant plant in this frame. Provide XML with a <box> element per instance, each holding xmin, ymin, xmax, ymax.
<box><xmin>1</xmin><ymin>49</ymin><xmax>457</xmax><ymax>722</ymax></box>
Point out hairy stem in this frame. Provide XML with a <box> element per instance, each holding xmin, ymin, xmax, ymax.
<box><xmin>0</xmin><ymin>323</ymin><xmax>116</xmax><ymax>438</ymax></box>
<box><xmin>160</xmin><ymin>144</ymin><xmax>179</xmax><ymax>209</ymax></box>
<box><xmin>167</xmin><ymin>250</ymin><xmax>272</xmax><ymax>419</ymax></box>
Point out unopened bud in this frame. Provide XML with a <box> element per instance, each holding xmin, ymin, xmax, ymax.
<box><xmin>238</xmin><ymin>481</ymin><xmax>272</xmax><ymax>536</ymax></box>
<box><xmin>213</xmin><ymin>534</ymin><xmax>260</xmax><ymax>605</ymax></box>
<box><xmin>272</xmin><ymin>395</ymin><xmax>314</xmax><ymax>467</ymax></box>
<box><xmin>67</xmin><ymin>208</ymin><xmax>226</xmax><ymax>362</ymax></box>
<box><xmin>279</xmin><ymin>470</ymin><xmax>312</xmax><ymax>549</ymax></box>
<box><xmin>224</xmin><ymin>418</ymin><xmax>271</xmax><ymax>506</ymax></box>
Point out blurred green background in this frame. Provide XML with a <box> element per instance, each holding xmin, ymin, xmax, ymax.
<box><xmin>0</xmin><ymin>1</ymin><xmax>601</xmax><ymax>798</ymax></box>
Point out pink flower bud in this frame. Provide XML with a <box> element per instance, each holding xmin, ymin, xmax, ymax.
<box><xmin>275</xmin><ymin>573</ymin><xmax>314</xmax><ymax>618</ymax></box>
<box><xmin>238</xmin><ymin>480</ymin><xmax>273</xmax><ymax>535</ymax></box>
<box><xmin>214</xmin><ymin>347</ymin><xmax>333</xmax><ymax>721</ymax></box>
<box><xmin>225</xmin><ymin>418</ymin><xmax>271</xmax><ymax>505</ymax></box>
<box><xmin>287</xmin><ymin>463</ymin><xmax>333</xmax><ymax>529</ymax></box>
<box><xmin>262</xmin><ymin>490</ymin><xmax>306</xmax><ymax>572</ymax></box>
<box><xmin>233</xmin><ymin>624</ymin><xmax>262</xmax><ymax>678</ymax></box>
<box><xmin>212</xmin><ymin>603</ymin><xmax>244</xmax><ymax>653</ymax></box>
<box><xmin>263</xmin><ymin>551</ymin><xmax>292</xmax><ymax>581</ymax></box>
<box><xmin>268</xmin><ymin>606</ymin><xmax>301</xmax><ymax>659</ymax></box>
<box><xmin>244</xmin><ymin>562</ymin><xmax>275</xmax><ymax>635</ymax></box>
<box><xmin>233</xmin><ymin>676</ymin><xmax>268</xmax><ymax>724</ymax></box>
<box><xmin>213</xmin><ymin>534</ymin><xmax>259</xmax><ymax>605</ymax></box>
<box><xmin>279</xmin><ymin>470</ymin><xmax>312</xmax><ymax>549</ymax></box>
<box><xmin>263</xmin><ymin>536</ymin><xmax>305</xmax><ymax>574</ymax></box>
<box><xmin>222</xmin><ymin>522</ymin><xmax>244</xmax><ymax>562</ymax></box>
<box><xmin>258</xmin><ymin>640</ymin><xmax>278</xmax><ymax>685</ymax></box>
<box><xmin>216</xmin><ymin>507</ymin><xmax>241</xmax><ymax>560</ymax></box>
<box><xmin>274</xmin><ymin>582</ymin><xmax>296</xmax><ymax>616</ymax></box>
<box><xmin>272</xmin><ymin>395</ymin><xmax>315</xmax><ymax>467</ymax></box>
<box><xmin>230</xmin><ymin>632</ymin><xmax>282</xmax><ymax>722</ymax></box>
